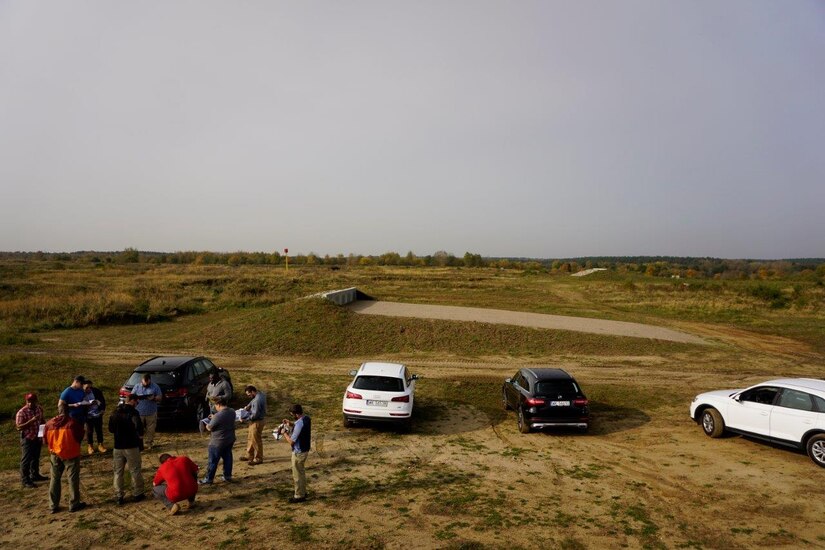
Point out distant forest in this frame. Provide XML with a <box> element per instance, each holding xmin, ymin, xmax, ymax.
<box><xmin>2</xmin><ymin>249</ymin><xmax>824</xmax><ymax>281</ymax></box>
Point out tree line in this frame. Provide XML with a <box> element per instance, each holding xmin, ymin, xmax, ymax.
<box><xmin>1</xmin><ymin>249</ymin><xmax>823</xmax><ymax>280</ymax></box>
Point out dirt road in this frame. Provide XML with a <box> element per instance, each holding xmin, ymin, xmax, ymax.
<box><xmin>348</xmin><ymin>300</ymin><xmax>707</xmax><ymax>344</ymax></box>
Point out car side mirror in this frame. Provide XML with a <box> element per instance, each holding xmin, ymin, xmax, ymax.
<box><xmin>348</xmin><ymin>370</ymin><xmax>357</xmax><ymax>376</ymax></box>
<box><xmin>411</xmin><ymin>374</ymin><xmax>420</xmax><ymax>380</ymax></box>
<box><xmin>504</xmin><ymin>378</ymin><xmax>511</xmax><ymax>384</ymax></box>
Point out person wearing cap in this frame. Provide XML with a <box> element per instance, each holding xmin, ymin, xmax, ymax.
<box><xmin>199</xmin><ymin>396</ymin><xmax>236</xmax><ymax>485</ymax></box>
<box><xmin>108</xmin><ymin>394</ymin><xmax>145</xmax><ymax>505</ymax></box>
<box><xmin>43</xmin><ymin>402</ymin><xmax>87</xmax><ymax>513</ymax></box>
<box><xmin>281</xmin><ymin>403</ymin><xmax>311</xmax><ymax>503</ymax></box>
<box><xmin>15</xmin><ymin>392</ymin><xmax>47</xmax><ymax>488</ymax></box>
<box><xmin>58</xmin><ymin>375</ymin><xmax>89</xmax><ymax>423</ymax></box>
<box><xmin>240</xmin><ymin>385</ymin><xmax>266</xmax><ymax>465</ymax></box>
<box><xmin>82</xmin><ymin>379</ymin><xmax>107</xmax><ymax>454</ymax></box>
<box><xmin>133</xmin><ymin>373</ymin><xmax>162</xmax><ymax>450</ymax></box>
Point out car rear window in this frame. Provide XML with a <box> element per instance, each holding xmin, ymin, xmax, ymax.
<box><xmin>126</xmin><ymin>371</ymin><xmax>180</xmax><ymax>387</ymax></box>
<box><xmin>534</xmin><ymin>380</ymin><xmax>579</xmax><ymax>396</ymax></box>
<box><xmin>353</xmin><ymin>375</ymin><xmax>404</xmax><ymax>392</ymax></box>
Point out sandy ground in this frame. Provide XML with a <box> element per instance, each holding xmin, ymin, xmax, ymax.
<box><xmin>347</xmin><ymin>300</ymin><xmax>707</xmax><ymax>344</ymax></box>
<box><xmin>1</xmin><ymin>305</ymin><xmax>822</xmax><ymax>549</ymax></box>
<box><xmin>2</xmin><ymin>351</ymin><xmax>823</xmax><ymax>549</ymax></box>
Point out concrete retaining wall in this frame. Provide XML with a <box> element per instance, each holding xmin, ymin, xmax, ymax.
<box><xmin>320</xmin><ymin>287</ymin><xmax>359</xmax><ymax>305</ymax></box>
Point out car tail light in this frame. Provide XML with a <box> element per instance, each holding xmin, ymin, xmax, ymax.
<box><xmin>391</xmin><ymin>395</ymin><xmax>410</xmax><ymax>402</ymax></box>
<box><xmin>165</xmin><ymin>388</ymin><xmax>188</xmax><ymax>398</ymax></box>
<box><xmin>525</xmin><ymin>397</ymin><xmax>546</xmax><ymax>406</ymax></box>
<box><xmin>574</xmin><ymin>398</ymin><xmax>589</xmax><ymax>407</ymax></box>
<box><xmin>346</xmin><ymin>391</ymin><xmax>363</xmax><ymax>400</ymax></box>
<box><xmin>119</xmin><ymin>388</ymin><xmax>131</xmax><ymax>398</ymax></box>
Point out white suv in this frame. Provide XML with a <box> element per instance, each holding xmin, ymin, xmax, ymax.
<box><xmin>690</xmin><ymin>378</ymin><xmax>825</xmax><ymax>467</ymax></box>
<box><xmin>342</xmin><ymin>362</ymin><xmax>418</xmax><ymax>429</ymax></box>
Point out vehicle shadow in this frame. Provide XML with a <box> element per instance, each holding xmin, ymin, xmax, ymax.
<box><xmin>737</xmin><ymin>434</ymin><xmax>810</xmax><ymax>461</ymax></box>
<box><xmin>578</xmin><ymin>400</ymin><xmax>650</xmax><ymax>436</ymax></box>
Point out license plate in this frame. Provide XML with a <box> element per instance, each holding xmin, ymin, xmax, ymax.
<box><xmin>366</xmin><ymin>400</ymin><xmax>388</xmax><ymax>407</ymax></box>
<box><xmin>550</xmin><ymin>401</ymin><xmax>570</xmax><ymax>406</ymax></box>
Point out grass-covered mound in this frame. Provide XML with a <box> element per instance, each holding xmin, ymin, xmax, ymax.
<box><xmin>41</xmin><ymin>298</ymin><xmax>699</xmax><ymax>358</ymax></box>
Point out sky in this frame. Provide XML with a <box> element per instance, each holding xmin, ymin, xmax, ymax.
<box><xmin>1</xmin><ymin>1</ymin><xmax>824</xmax><ymax>259</ymax></box>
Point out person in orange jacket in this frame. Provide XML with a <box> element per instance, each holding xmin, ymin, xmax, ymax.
<box><xmin>43</xmin><ymin>402</ymin><xmax>87</xmax><ymax>513</ymax></box>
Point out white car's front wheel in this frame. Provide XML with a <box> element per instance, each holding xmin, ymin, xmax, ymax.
<box><xmin>701</xmin><ymin>408</ymin><xmax>725</xmax><ymax>438</ymax></box>
<box><xmin>806</xmin><ymin>434</ymin><xmax>825</xmax><ymax>468</ymax></box>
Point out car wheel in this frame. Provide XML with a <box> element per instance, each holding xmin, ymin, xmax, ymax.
<box><xmin>342</xmin><ymin>415</ymin><xmax>354</xmax><ymax>428</ymax></box>
<box><xmin>502</xmin><ymin>390</ymin><xmax>511</xmax><ymax>410</ymax></box>
<box><xmin>192</xmin><ymin>399</ymin><xmax>206</xmax><ymax>429</ymax></box>
<box><xmin>701</xmin><ymin>408</ymin><xmax>725</xmax><ymax>438</ymax></box>
<box><xmin>806</xmin><ymin>434</ymin><xmax>825</xmax><ymax>468</ymax></box>
<box><xmin>517</xmin><ymin>407</ymin><xmax>531</xmax><ymax>434</ymax></box>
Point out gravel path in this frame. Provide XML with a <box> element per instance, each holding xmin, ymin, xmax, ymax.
<box><xmin>347</xmin><ymin>301</ymin><xmax>706</xmax><ymax>344</ymax></box>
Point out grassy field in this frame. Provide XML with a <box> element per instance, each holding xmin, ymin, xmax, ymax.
<box><xmin>2</xmin><ymin>261</ymin><xmax>823</xmax><ymax>346</ymax></box>
<box><xmin>1</xmin><ymin>261</ymin><xmax>824</xmax><ymax>548</ymax></box>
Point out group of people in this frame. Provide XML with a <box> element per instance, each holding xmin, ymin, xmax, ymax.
<box><xmin>15</xmin><ymin>374</ymin><xmax>312</xmax><ymax>515</ymax></box>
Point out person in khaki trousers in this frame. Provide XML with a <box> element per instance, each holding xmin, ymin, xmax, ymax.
<box><xmin>108</xmin><ymin>394</ymin><xmax>145</xmax><ymax>505</ymax></box>
<box><xmin>281</xmin><ymin>404</ymin><xmax>310</xmax><ymax>503</ymax></box>
<box><xmin>240</xmin><ymin>385</ymin><xmax>266</xmax><ymax>465</ymax></box>
<box><xmin>133</xmin><ymin>374</ymin><xmax>161</xmax><ymax>450</ymax></box>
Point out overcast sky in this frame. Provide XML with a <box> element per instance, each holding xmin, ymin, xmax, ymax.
<box><xmin>1</xmin><ymin>1</ymin><xmax>823</xmax><ymax>259</ymax></box>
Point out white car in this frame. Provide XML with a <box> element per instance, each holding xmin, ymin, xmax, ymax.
<box><xmin>342</xmin><ymin>362</ymin><xmax>418</xmax><ymax>429</ymax></box>
<box><xmin>690</xmin><ymin>378</ymin><xmax>825</xmax><ymax>467</ymax></box>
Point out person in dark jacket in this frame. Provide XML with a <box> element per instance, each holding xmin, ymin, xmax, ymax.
<box><xmin>82</xmin><ymin>380</ymin><xmax>107</xmax><ymax>454</ymax></box>
<box><xmin>108</xmin><ymin>394</ymin><xmax>145</xmax><ymax>505</ymax></box>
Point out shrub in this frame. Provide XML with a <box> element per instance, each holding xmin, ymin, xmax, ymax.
<box><xmin>747</xmin><ymin>283</ymin><xmax>788</xmax><ymax>308</ymax></box>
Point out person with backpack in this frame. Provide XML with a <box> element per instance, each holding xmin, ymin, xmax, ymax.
<box><xmin>108</xmin><ymin>393</ymin><xmax>145</xmax><ymax>505</ymax></box>
<box><xmin>43</xmin><ymin>402</ymin><xmax>86</xmax><ymax>513</ymax></box>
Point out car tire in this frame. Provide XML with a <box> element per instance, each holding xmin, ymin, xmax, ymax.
<box><xmin>502</xmin><ymin>390</ymin><xmax>511</xmax><ymax>410</ymax></box>
<box><xmin>517</xmin><ymin>407</ymin><xmax>531</xmax><ymax>434</ymax></box>
<box><xmin>701</xmin><ymin>408</ymin><xmax>725</xmax><ymax>438</ymax></box>
<box><xmin>192</xmin><ymin>399</ymin><xmax>207</xmax><ymax>429</ymax></box>
<box><xmin>806</xmin><ymin>434</ymin><xmax>825</xmax><ymax>468</ymax></box>
<box><xmin>342</xmin><ymin>415</ymin><xmax>353</xmax><ymax>428</ymax></box>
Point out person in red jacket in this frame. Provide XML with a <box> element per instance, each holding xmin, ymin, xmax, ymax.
<box><xmin>43</xmin><ymin>402</ymin><xmax>87</xmax><ymax>513</ymax></box>
<box><xmin>153</xmin><ymin>453</ymin><xmax>199</xmax><ymax>515</ymax></box>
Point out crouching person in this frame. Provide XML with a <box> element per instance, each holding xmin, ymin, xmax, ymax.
<box><xmin>153</xmin><ymin>453</ymin><xmax>199</xmax><ymax>515</ymax></box>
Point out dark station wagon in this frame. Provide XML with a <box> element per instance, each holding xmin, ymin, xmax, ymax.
<box><xmin>119</xmin><ymin>356</ymin><xmax>220</xmax><ymax>428</ymax></box>
<box><xmin>502</xmin><ymin>368</ymin><xmax>590</xmax><ymax>433</ymax></box>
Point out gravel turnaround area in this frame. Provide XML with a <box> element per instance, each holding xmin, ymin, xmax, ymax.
<box><xmin>347</xmin><ymin>300</ymin><xmax>706</xmax><ymax>344</ymax></box>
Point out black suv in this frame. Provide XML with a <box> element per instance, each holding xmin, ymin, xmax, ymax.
<box><xmin>502</xmin><ymin>368</ymin><xmax>590</xmax><ymax>433</ymax></box>
<box><xmin>118</xmin><ymin>356</ymin><xmax>223</xmax><ymax>428</ymax></box>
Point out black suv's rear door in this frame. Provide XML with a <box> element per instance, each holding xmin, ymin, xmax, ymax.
<box><xmin>533</xmin><ymin>380</ymin><xmax>582</xmax><ymax>420</ymax></box>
